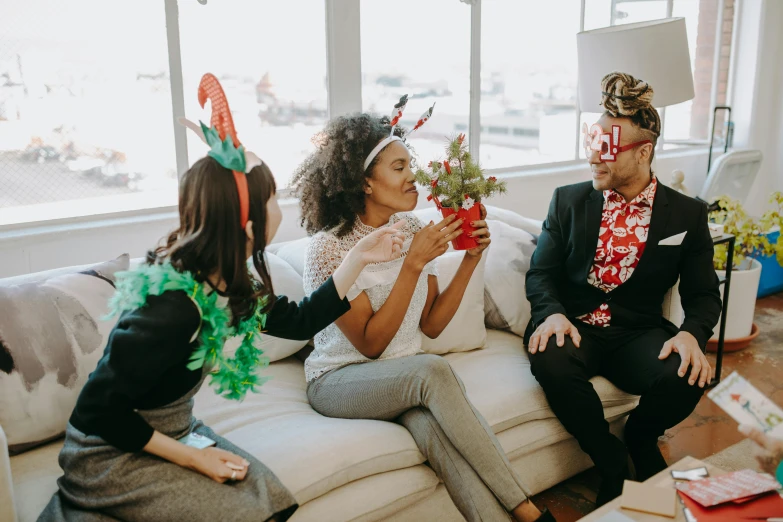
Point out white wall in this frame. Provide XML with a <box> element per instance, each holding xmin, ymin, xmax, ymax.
<box><xmin>0</xmin><ymin>148</ymin><xmax>710</xmax><ymax>279</ymax></box>
<box><xmin>731</xmin><ymin>0</ymin><xmax>783</xmax><ymax>211</ymax></box>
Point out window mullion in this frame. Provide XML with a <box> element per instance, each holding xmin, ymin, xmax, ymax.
<box><xmin>164</xmin><ymin>0</ymin><xmax>188</xmax><ymax>178</ymax></box>
<box><xmin>725</xmin><ymin>0</ymin><xmax>741</xmax><ymax>107</ymax></box>
<box><xmin>659</xmin><ymin>0</ymin><xmax>673</xmax><ymax>149</ymax></box>
<box><xmin>575</xmin><ymin>0</ymin><xmax>586</xmax><ymax>160</ymax></box>
<box><xmin>325</xmin><ymin>0</ymin><xmax>362</xmax><ymax>117</ymax></box>
<box><xmin>708</xmin><ymin>0</ymin><xmax>726</xmax><ymax>138</ymax></box>
<box><xmin>658</xmin><ymin>106</ymin><xmax>667</xmax><ymax>150</ymax></box>
<box><xmin>469</xmin><ymin>0</ymin><xmax>481</xmax><ymax>159</ymax></box>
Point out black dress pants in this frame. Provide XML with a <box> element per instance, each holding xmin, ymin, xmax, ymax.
<box><xmin>529</xmin><ymin>321</ymin><xmax>705</xmax><ymax>482</ymax></box>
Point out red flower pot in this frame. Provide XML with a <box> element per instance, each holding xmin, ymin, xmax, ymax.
<box><xmin>440</xmin><ymin>204</ymin><xmax>481</xmax><ymax>250</ymax></box>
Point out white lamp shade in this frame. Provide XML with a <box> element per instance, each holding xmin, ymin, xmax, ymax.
<box><xmin>577</xmin><ymin>18</ymin><xmax>695</xmax><ymax>111</ymax></box>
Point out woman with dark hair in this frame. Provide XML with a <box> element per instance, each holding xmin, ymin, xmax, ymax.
<box><xmin>292</xmin><ymin>106</ymin><xmax>554</xmax><ymax>522</ymax></box>
<box><xmin>39</xmin><ymin>75</ymin><xmax>405</xmax><ymax>522</ymax></box>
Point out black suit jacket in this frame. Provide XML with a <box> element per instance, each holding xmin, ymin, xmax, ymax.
<box><xmin>525</xmin><ymin>181</ymin><xmax>722</xmax><ymax>348</ymax></box>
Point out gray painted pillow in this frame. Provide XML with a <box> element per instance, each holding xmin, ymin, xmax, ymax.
<box><xmin>0</xmin><ymin>255</ymin><xmax>129</xmax><ymax>454</ymax></box>
<box><xmin>483</xmin><ymin>220</ymin><xmax>537</xmax><ymax>336</ymax></box>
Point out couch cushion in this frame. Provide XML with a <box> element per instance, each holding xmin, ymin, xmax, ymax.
<box><xmin>192</xmin><ymin>357</ymin><xmax>425</xmax><ymax>505</ymax></box>
<box><xmin>0</xmin><ymin>255</ymin><xmax>129</xmax><ymax>455</ymax></box>
<box><xmin>290</xmin><ymin>465</ymin><xmax>440</xmax><ymax>522</ymax></box>
<box><xmin>10</xmin><ymin>330</ymin><xmax>639</xmax><ymax>520</ymax></box>
<box><xmin>483</xmin><ymin>220</ymin><xmax>536</xmax><ymax>337</ymax></box>
<box><xmin>10</xmin><ymin>440</ymin><xmax>62</xmax><ymax>522</ymax></box>
<box><xmin>243</xmin><ymin>252</ymin><xmax>310</xmax><ymax>362</ymax></box>
<box><xmin>271</xmin><ymin>237</ymin><xmax>310</xmax><ymax>277</ymax></box>
<box><xmin>496</xmin><ymin>409</ymin><xmax>634</xmax><ymax>463</ymax></box>
<box><xmin>506</xmin><ymin>416</ymin><xmax>630</xmax><ymax>498</ymax></box>
<box><xmin>10</xmin><ymin>399</ymin><xmax>432</xmax><ymax>522</ymax></box>
<box><xmin>420</xmin><ymin>252</ymin><xmax>487</xmax><ymax>354</ymax></box>
<box><xmin>445</xmin><ymin>330</ymin><xmax>639</xmax><ymax>433</ymax></box>
<box><xmin>196</xmin><ymin>329</ymin><xmax>638</xmax><ymax>505</ymax></box>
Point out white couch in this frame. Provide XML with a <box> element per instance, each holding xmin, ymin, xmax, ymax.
<box><xmin>1</xmin><ymin>208</ymin><xmax>683</xmax><ymax>522</ymax></box>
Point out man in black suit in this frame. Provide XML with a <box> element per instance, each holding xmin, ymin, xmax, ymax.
<box><xmin>525</xmin><ymin>73</ymin><xmax>721</xmax><ymax>505</ymax></box>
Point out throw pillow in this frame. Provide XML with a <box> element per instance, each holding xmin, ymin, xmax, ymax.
<box><xmin>0</xmin><ymin>255</ymin><xmax>130</xmax><ymax>454</ymax></box>
<box><xmin>420</xmin><ymin>251</ymin><xmax>487</xmax><ymax>354</ymax></box>
<box><xmin>482</xmin><ymin>220</ymin><xmax>537</xmax><ymax>336</ymax></box>
<box><xmin>243</xmin><ymin>252</ymin><xmax>309</xmax><ymax>363</ymax></box>
<box><xmin>271</xmin><ymin>237</ymin><xmax>310</xmax><ymax>277</ymax></box>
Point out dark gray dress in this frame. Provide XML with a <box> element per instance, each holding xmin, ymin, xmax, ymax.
<box><xmin>39</xmin><ymin>277</ymin><xmax>350</xmax><ymax>522</ymax></box>
<box><xmin>40</xmin><ymin>367</ymin><xmax>297</xmax><ymax>522</ymax></box>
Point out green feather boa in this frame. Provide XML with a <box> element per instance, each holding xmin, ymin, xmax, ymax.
<box><xmin>108</xmin><ymin>262</ymin><xmax>269</xmax><ymax>400</ymax></box>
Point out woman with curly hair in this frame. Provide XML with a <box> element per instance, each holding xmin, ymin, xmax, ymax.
<box><xmin>291</xmin><ymin>112</ymin><xmax>554</xmax><ymax>522</ymax></box>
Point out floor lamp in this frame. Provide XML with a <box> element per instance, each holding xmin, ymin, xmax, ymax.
<box><xmin>577</xmin><ymin>18</ymin><xmax>695</xmax><ymax>143</ymax></box>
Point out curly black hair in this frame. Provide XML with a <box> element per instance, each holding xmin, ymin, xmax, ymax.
<box><xmin>291</xmin><ymin>113</ymin><xmax>406</xmax><ymax>237</ymax></box>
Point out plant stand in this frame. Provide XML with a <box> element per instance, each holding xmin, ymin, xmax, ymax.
<box><xmin>708</xmin><ymin>233</ymin><xmax>735</xmax><ymax>388</ymax></box>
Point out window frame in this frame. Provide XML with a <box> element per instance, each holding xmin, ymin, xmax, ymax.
<box><xmin>2</xmin><ymin>0</ymin><xmax>732</xmax><ymax>230</ymax></box>
<box><xmin>467</xmin><ymin>0</ymin><xmax>729</xmax><ymax>172</ymax></box>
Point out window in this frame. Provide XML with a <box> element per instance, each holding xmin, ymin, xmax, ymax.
<box><xmin>178</xmin><ymin>0</ymin><xmax>327</xmax><ymax>190</ymax></box>
<box><xmin>613</xmin><ymin>0</ymin><xmax>668</xmax><ymax>26</ymax></box>
<box><xmin>582</xmin><ymin>0</ymin><xmax>735</xmax><ymax>148</ymax></box>
<box><xmin>0</xmin><ymin>0</ymin><xmax>177</xmax><ymax>225</ymax></box>
<box><xmin>361</xmin><ymin>0</ymin><xmax>471</xmax><ymax>167</ymax></box>
<box><xmin>0</xmin><ymin>0</ymin><xmax>736</xmax><ymax>228</ymax></box>
<box><xmin>667</xmin><ymin>0</ymin><xmax>733</xmax><ymax>144</ymax></box>
<box><xmin>480</xmin><ymin>0</ymin><xmax>581</xmax><ymax>169</ymax></box>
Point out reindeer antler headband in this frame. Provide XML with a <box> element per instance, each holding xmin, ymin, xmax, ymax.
<box><xmin>362</xmin><ymin>94</ymin><xmax>435</xmax><ymax>171</ymax></box>
<box><xmin>179</xmin><ymin>73</ymin><xmax>263</xmax><ymax>228</ymax></box>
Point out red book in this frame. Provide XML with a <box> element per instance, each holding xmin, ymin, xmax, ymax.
<box><xmin>678</xmin><ymin>491</ymin><xmax>783</xmax><ymax>520</ymax></box>
<box><xmin>676</xmin><ymin>469</ymin><xmax>781</xmax><ymax>507</ymax></box>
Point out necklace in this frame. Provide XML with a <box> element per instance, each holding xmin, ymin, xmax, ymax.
<box><xmin>108</xmin><ymin>262</ymin><xmax>268</xmax><ymax>400</ymax></box>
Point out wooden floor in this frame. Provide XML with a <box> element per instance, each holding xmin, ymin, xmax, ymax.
<box><xmin>529</xmin><ymin>292</ymin><xmax>783</xmax><ymax>521</ymax></box>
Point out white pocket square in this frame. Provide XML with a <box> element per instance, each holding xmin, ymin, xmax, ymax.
<box><xmin>658</xmin><ymin>231</ymin><xmax>687</xmax><ymax>246</ymax></box>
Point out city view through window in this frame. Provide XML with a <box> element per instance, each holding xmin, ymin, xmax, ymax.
<box><xmin>0</xmin><ymin>0</ymin><xmax>723</xmax><ymax>225</ymax></box>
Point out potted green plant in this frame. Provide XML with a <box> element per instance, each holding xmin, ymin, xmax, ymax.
<box><xmin>415</xmin><ymin>134</ymin><xmax>507</xmax><ymax>250</ymax></box>
<box><xmin>708</xmin><ymin>192</ymin><xmax>783</xmax><ymax>345</ymax></box>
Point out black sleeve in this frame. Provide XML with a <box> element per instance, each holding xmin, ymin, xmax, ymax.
<box><xmin>265</xmin><ymin>276</ymin><xmax>350</xmax><ymax>340</ymax></box>
<box><xmin>678</xmin><ymin>203</ymin><xmax>722</xmax><ymax>348</ymax></box>
<box><xmin>526</xmin><ymin>188</ymin><xmax>569</xmax><ymax>326</ymax></box>
<box><xmin>69</xmin><ymin>291</ymin><xmax>201</xmax><ymax>452</ymax></box>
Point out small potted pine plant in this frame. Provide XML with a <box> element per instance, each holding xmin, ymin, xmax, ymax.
<box><xmin>414</xmin><ymin>134</ymin><xmax>507</xmax><ymax>250</ymax></box>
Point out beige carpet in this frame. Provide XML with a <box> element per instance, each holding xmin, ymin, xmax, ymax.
<box><xmin>704</xmin><ymin>439</ymin><xmax>762</xmax><ymax>472</ymax></box>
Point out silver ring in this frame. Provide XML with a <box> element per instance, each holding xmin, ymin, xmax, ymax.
<box><xmin>230</xmin><ymin>470</ymin><xmax>237</xmax><ymax>481</ymax></box>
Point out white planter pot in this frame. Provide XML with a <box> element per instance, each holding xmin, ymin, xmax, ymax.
<box><xmin>711</xmin><ymin>259</ymin><xmax>762</xmax><ymax>340</ymax></box>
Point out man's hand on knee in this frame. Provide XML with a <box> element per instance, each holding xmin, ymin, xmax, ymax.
<box><xmin>528</xmin><ymin>313</ymin><xmax>581</xmax><ymax>354</ymax></box>
<box><xmin>658</xmin><ymin>331</ymin><xmax>713</xmax><ymax>388</ymax></box>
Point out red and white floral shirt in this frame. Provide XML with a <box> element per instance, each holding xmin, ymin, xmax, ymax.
<box><xmin>578</xmin><ymin>177</ymin><xmax>658</xmax><ymax>327</ymax></box>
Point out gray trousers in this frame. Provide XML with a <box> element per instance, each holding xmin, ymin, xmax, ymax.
<box><xmin>307</xmin><ymin>354</ymin><xmax>530</xmax><ymax>522</ymax></box>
